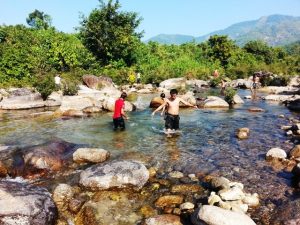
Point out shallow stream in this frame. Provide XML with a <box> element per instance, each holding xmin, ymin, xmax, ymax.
<box><xmin>0</xmin><ymin>89</ymin><xmax>299</xmax><ymax>223</ymax></box>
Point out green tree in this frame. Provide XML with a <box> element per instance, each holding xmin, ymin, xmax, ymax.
<box><xmin>79</xmin><ymin>0</ymin><xmax>143</xmax><ymax>66</ymax></box>
<box><xmin>207</xmin><ymin>35</ymin><xmax>237</xmax><ymax>68</ymax></box>
<box><xmin>243</xmin><ymin>40</ymin><xmax>274</xmax><ymax>64</ymax></box>
<box><xmin>26</xmin><ymin>9</ymin><xmax>52</xmax><ymax>30</ymax></box>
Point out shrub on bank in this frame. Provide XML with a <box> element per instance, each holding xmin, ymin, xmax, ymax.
<box><xmin>33</xmin><ymin>75</ymin><xmax>56</xmax><ymax>100</ymax></box>
<box><xmin>224</xmin><ymin>87</ymin><xmax>237</xmax><ymax>104</ymax></box>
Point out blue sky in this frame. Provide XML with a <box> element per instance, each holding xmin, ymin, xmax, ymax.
<box><xmin>1</xmin><ymin>0</ymin><xmax>299</xmax><ymax>40</ymax></box>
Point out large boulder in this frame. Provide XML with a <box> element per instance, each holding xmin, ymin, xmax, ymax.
<box><xmin>82</xmin><ymin>75</ymin><xmax>113</xmax><ymax>89</ymax></box>
<box><xmin>180</xmin><ymin>92</ymin><xmax>196</xmax><ymax>106</ymax></box>
<box><xmin>45</xmin><ymin>91</ymin><xmax>63</xmax><ymax>107</ymax></box>
<box><xmin>286</xmin><ymin>99</ymin><xmax>300</xmax><ymax>111</ymax></box>
<box><xmin>0</xmin><ymin>88</ymin><xmax>45</xmax><ymax>109</ymax></box>
<box><xmin>0</xmin><ymin>180</ymin><xmax>57</xmax><ymax>225</ymax></box>
<box><xmin>229</xmin><ymin>79</ymin><xmax>252</xmax><ymax>89</ymax></box>
<box><xmin>102</xmin><ymin>97</ymin><xmax>135</xmax><ymax>112</ymax></box>
<box><xmin>59</xmin><ymin>96</ymin><xmax>97</xmax><ymax>113</ymax></box>
<box><xmin>79</xmin><ymin>160</ymin><xmax>149</xmax><ymax>191</ymax></box>
<box><xmin>203</xmin><ymin>96</ymin><xmax>229</xmax><ymax>108</ymax></box>
<box><xmin>263</xmin><ymin>94</ymin><xmax>297</xmax><ymax>102</ymax></box>
<box><xmin>288</xmin><ymin>76</ymin><xmax>300</xmax><ymax>87</ymax></box>
<box><xmin>160</xmin><ymin>78</ymin><xmax>186</xmax><ymax>90</ymax></box>
<box><xmin>233</xmin><ymin>95</ymin><xmax>244</xmax><ymax>104</ymax></box>
<box><xmin>186</xmin><ymin>79</ymin><xmax>210</xmax><ymax>91</ymax></box>
<box><xmin>12</xmin><ymin>139</ymin><xmax>77</xmax><ymax>178</ymax></box>
<box><xmin>150</xmin><ymin>97</ymin><xmax>165</xmax><ymax>108</ymax></box>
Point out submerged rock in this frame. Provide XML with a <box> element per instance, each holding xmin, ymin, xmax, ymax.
<box><xmin>53</xmin><ymin>183</ymin><xmax>74</xmax><ymax>211</ymax></box>
<box><xmin>75</xmin><ymin>191</ymin><xmax>143</xmax><ymax>225</ymax></box>
<box><xmin>11</xmin><ymin>138</ymin><xmax>77</xmax><ymax>178</ymax></box>
<box><xmin>236</xmin><ymin>127</ymin><xmax>250</xmax><ymax>139</ymax></box>
<box><xmin>0</xmin><ymin>180</ymin><xmax>57</xmax><ymax>225</ymax></box>
<box><xmin>155</xmin><ymin>195</ymin><xmax>184</xmax><ymax>208</ymax></box>
<box><xmin>144</xmin><ymin>214</ymin><xmax>182</xmax><ymax>225</ymax></box>
<box><xmin>269</xmin><ymin>199</ymin><xmax>300</xmax><ymax>225</ymax></box>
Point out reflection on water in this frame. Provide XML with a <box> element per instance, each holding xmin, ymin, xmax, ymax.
<box><xmin>0</xmin><ymin>90</ymin><xmax>299</xmax><ymax>205</ymax></box>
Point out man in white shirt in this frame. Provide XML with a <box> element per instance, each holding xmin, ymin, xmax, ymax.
<box><xmin>54</xmin><ymin>74</ymin><xmax>61</xmax><ymax>89</ymax></box>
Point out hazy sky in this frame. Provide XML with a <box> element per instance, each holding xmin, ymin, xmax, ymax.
<box><xmin>1</xmin><ymin>0</ymin><xmax>299</xmax><ymax>40</ymax></box>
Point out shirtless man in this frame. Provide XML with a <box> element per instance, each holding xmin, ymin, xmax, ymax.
<box><xmin>152</xmin><ymin>89</ymin><xmax>197</xmax><ymax>132</ymax></box>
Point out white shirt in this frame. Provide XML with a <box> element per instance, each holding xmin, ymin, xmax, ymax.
<box><xmin>55</xmin><ymin>76</ymin><xmax>61</xmax><ymax>85</ymax></box>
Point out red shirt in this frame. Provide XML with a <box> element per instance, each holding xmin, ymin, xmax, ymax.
<box><xmin>113</xmin><ymin>98</ymin><xmax>125</xmax><ymax>119</ymax></box>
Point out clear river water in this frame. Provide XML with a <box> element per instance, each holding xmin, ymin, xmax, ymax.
<box><xmin>0</xmin><ymin>89</ymin><xmax>299</xmax><ymax>223</ymax></box>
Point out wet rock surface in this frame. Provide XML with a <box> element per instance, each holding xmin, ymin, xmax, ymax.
<box><xmin>79</xmin><ymin>160</ymin><xmax>149</xmax><ymax>190</ymax></box>
<box><xmin>0</xmin><ymin>180</ymin><xmax>57</xmax><ymax>225</ymax></box>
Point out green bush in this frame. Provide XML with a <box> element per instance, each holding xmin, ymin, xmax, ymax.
<box><xmin>34</xmin><ymin>75</ymin><xmax>56</xmax><ymax>100</ymax></box>
<box><xmin>62</xmin><ymin>79</ymin><xmax>78</xmax><ymax>96</ymax></box>
<box><xmin>224</xmin><ymin>87</ymin><xmax>237</xmax><ymax>104</ymax></box>
<box><xmin>209</xmin><ymin>77</ymin><xmax>222</xmax><ymax>87</ymax></box>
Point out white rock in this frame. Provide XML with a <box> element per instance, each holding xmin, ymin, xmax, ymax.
<box><xmin>242</xmin><ymin>193</ymin><xmax>260</xmax><ymax>207</ymax></box>
<box><xmin>203</xmin><ymin>96</ymin><xmax>229</xmax><ymax>108</ymax></box>
<box><xmin>218</xmin><ymin>186</ymin><xmax>245</xmax><ymax>201</ymax></box>
<box><xmin>219</xmin><ymin>200</ymin><xmax>248</xmax><ymax>213</ymax></box>
<box><xmin>73</xmin><ymin>148</ymin><xmax>110</xmax><ymax>164</ymax></box>
<box><xmin>198</xmin><ymin>205</ymin><xmax>256</xmax><ymax>225</ymax></box>
<box><xmin>266</xmin><ymin>148</ymin><xmax>287</xmax><ymax>159</ymax></box>
<box><xmin>180</xmin><ymin>202</ymin><xmax>194</xmax><ymax>210</ymax></box>
<box><xmin>208</xmin><ymin>192</ymin><xmax>222</xmax><ymax>205</ymax></box>
<box><xmin>233</xmin><ymin>95</ymin><xmax>244</xmax><ymax>104</ymax></box>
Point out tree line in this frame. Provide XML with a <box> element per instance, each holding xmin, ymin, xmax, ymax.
<box><xmin>0</xmin><ymin>0</ymin><xmax>299</xmax><ymax>89</ymax></box>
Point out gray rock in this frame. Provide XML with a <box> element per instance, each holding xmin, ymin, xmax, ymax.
<box><xmin>0</xmin><ymin>180</ymin><xmax>57</xmax><ymax>225</ymax></box>
<box><xmin>79</xmin><ymin>160</ymin><xmax>149</xmax><ymax>190</ymax></box>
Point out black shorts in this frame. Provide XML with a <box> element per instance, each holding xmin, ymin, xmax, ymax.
<box><xmin>165</xmin><ymin>113</ymin><xmax>180</xmax><ymax>130</ymax></box>
<box><xmin>113</xmin><ymin>117</ymin><xmax>125</xmax><ymax>130</ymax></box>
<box><xmin>252</xmin><ymin>83</ymin><xmax>257</xmax><ymax>89</ymax></box>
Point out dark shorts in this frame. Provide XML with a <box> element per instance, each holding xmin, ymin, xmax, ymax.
<box><xmin>113</xmin><ymin>117</ymin><xmax>125</xmax><ymax>130</ymax></box>
<box><xmin>252</xmin><ymin>82</ymin><xmax>258</xmax><ymax>89</ymax></box>
<box><xmin>165</xmin><ymin>113</ymin><xmax>180</xmax><ymax>130</ymax></box>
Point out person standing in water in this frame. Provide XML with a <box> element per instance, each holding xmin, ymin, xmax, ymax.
<box><xmin>251</xmin><ymin>73</ymin><xmax>260</xmax><ymax>99</ymax></box>
<box><xmin>160</xmin><ymin>93</ymin><xmax>167</xmax><ymax>116</ymax></box>
<box><xmin>113</xmin><ymin>92</ymin><xmax>129</xmax><ymax>131</ymax></box>
<box><xmin>152</xmin><ymin>89</ymin><xmax>197</xmax><ymax>132</ymax></box>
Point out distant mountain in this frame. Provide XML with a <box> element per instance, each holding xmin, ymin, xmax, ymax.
<box><xmin>146</xmin><ymin>15</ymin><xmax>300</xmax><ymax>46</ymax></box>
<box><xmin>146</xmin><ymin>34</ymin><xmax>195</xmax><ymax>45</ymax></box>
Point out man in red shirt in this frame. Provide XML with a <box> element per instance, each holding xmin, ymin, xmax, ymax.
<box><xmin>113</xmin><ymin>92</ymin><xmax>128</xmax><ymax>131</ymax></box>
